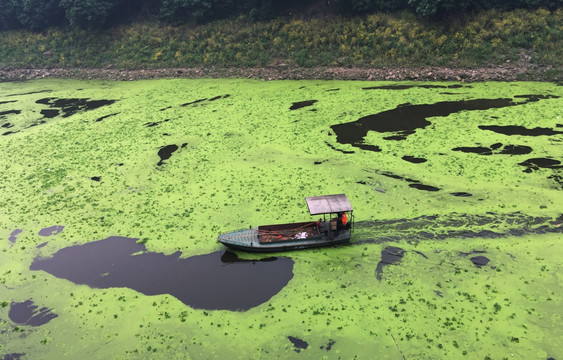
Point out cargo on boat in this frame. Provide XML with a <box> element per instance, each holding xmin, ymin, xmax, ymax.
<box><xmin>217</xmin><ymin>194</ymin><xmax>354</xmax><ymax>252</ymax></box>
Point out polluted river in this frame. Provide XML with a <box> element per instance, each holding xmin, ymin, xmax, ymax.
<box><xmin>0</xmin><ymin>79</ymin><xmax>561</xmax><ymax>359</ymax></box>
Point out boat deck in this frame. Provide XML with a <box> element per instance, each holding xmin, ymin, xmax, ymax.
<box><xmin>258</xmin><ymin>222</ymin><xmax>320</xmax><ymax>243</ymax></box>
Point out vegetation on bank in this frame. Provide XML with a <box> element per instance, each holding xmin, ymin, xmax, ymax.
<box><xmin>0</xmin><ymin>0</ymin><xmax>560</xmax><ymax>31</ymax></box>
<box><xmin>0</xmin><ymin>8</ymin><xmax>561</xmax><ymax>70</ymax></box>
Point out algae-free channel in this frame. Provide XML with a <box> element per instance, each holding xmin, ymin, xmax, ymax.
<box><xmin>0</xmin><ymin>79</ymin><xmax>561</xmax><ymax>359</ymax></box>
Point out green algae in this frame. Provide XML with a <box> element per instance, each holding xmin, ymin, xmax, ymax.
<box><xmin>0</xmin><ymin>79</ymin><xmax>561</xmax><ymax>359</ymax></box>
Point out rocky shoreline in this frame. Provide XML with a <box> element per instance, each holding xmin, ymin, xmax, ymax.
<box><xmin>0</xmin><ymin>63</ymin><xmax>560</xmax><ymax>82</ymax></box>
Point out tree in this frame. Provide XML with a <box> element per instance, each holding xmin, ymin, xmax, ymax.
<box><xmin>160</xmin><ymin>0</ymin><xmax>234</xmax><ymax>22</ymax></box>
<box><xmin>0</xmin><ymin>0</ymin><xmax>23</xmax><ymax>30</ymax></box>
<box><xmin>18</xmin><ymin>0</ymin><xmax>65</xmax><ymax>30</ymax></box>
<box><xmin>59</xmin><ymin>0</ymin><xmax>120</xmax><ymax>28</ymax></box>
<box><xmin>334</xmin><ymin>0</ymin><xmax>409</xmax><ymax>13</ymax></box>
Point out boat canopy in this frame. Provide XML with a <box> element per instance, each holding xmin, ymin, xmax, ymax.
<box><xmin>306</xmin><ymin>194</ymin><xmax>353</xmax><ymax>215</ymax></box>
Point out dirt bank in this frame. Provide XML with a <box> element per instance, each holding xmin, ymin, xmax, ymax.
<box><xmin>0</xmin><ymin>63</ymin><xmax>560</xmax><ymax>82</ymax></box>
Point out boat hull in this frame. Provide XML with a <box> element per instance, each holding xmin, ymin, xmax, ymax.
<box><xmin>217</xmin><ymin>225</ymin><xmax>351</xmax><ymax>253</ymax></box>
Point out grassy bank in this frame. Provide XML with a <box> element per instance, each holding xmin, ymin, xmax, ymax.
<box><xmin>0</xmin><ymin>8</ymin><xmax>561</xmax><ymax>70</ymax></box>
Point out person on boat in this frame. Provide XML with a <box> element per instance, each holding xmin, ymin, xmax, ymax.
<box><xmin>334</xmin><ymin>212</ymin><xmax>347</xmax><ymax>230</ymax></box>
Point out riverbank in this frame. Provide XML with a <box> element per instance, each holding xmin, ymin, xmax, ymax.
<box><xmin>1</xmin><ymin>63</ymin><xmax>561</xmax><ymax>82</ymax></box>
<box><xmin>1</xmin><ymin>8</ymin><xmax>561</xmax><ymax>81</ymax></box>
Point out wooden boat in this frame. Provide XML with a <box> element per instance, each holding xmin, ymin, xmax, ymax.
<box><xmin>217</xmin><ymin>194</ymin><xmax>354</xmax><ymax>252</ymax></box>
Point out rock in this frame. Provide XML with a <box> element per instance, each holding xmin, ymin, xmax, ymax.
<box><xmin>43</xmin><ymin>50</ymin><xmax>53</xmax><ymax>58</ymax></box>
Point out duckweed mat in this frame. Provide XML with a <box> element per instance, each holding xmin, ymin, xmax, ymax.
<box><xmin>0</xmin><ymin>79</ymin><xmax>561</xmax><ymax>359</ymax></box>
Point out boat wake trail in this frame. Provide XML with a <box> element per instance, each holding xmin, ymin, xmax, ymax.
<box><xmin>353</xmin><ymin>212</ymin><xmax>562</xmax><ymax>244</ymax></box>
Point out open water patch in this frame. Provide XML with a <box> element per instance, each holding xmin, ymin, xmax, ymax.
<box><xmin>8</xmin><ymin>300</ymin><xmax>58</xmax><ymax>326</ymax></box>
<box><xmin>469</xmin><ymin>256</ymin><xmax>490</xmax><ymax>268</ymax></box>
<box><xmin>181</xmin><ymin>94</ymin><xmax>230</xmax><ymax>107</ymax></box>
<box><xmin>40</xmin><ymin>109</ymin><xmax>59</xmax><ymax>118</ymax></box>
<box><xmin>320</xmin><ymin>340</ymin><xmax>336</xmax><ymax>351</ymax></box>
<box><xmin>324</xmin><ymin>141</ymin><xmax>356</xmax><ymax>154</ymax></box>
<box><xmin>381</xmin><ymin>171</ymin><xmax>441</xmax><ymax>192</ymax></box>
<box><xmin>402</xmin><ymin>156</ymin><xmax>427</xmax><ymax>163</ymax></box>
<box><xmin>363</xmin><ymin>84</ymin><xmax>465</xmax><ymax>90</ymax></box>
<box><xmin>8</xmin><ymin>229</ymin><xmax>22</xmax><ymax>244</ymax></box>
<box><xmin>518</xmin><ymin>158</ymin><xmax>562</xmax><ymax>172</ymax></box>
<box><xmin>451</xmin><ymin>192</ymin><xmax>473</xmax><ymax>197</ymax></box>
<box><xmin>0</xmin><ymin>100</ymin><xmax>18</xmax><ymax>105</ymax></box>
<box><xmin>0</xmin><ymin>110</ymin><xmax>21</xmax><ymax>119</ymax></box>
<box><xmin>3</xmin><ymin>353</ymin><xmax>26</xmax><ymax>360</ymax></box>
<box><xmin>38</xmin><ymin>225</ymin><xmax>64</xmax><ymax>237</ymax></box>
<box><xmin>478</xmin><ymin>125</ymin><xmax>563</xmax><ymax>136</ymax></box>
<box><xmin>375</xmin><ymin>246</ymin><xmax>406</xmax><ymax>281</ymax></box>
<box><xmin>144</xmin><ymin>119</ymin><xmax>169</xmax><ymax>128</ymax></box>
<box><xmin>289</xmin><ymin>100</ymin><xmax>317</xmax><ymax>110</ymax></box>
<box><xmin>157</xmin><ymin>143</ymin><xmax>187</xmax><ymax>166</ymax></box>
<box><xmin>7</xmin><ymin>90</ymin><xmax>52</xmax><ymax>97</ymax></box>
<box><xmin>36</xmin><ymin>97</ymin><xmax>116</xmax><ymax>118</ymax></box>
<box><xmin>330</xmin><ymin>95</ymin><xmax>559</xmax><ymax>152</ymax></box>
<box><xmin>452</xmin><ymin>143</ymin><xmax>533</xmax><ymax>156</ymax></box>
<box><xmin>29</xmin><ymin>237</ymin><xmax>294</xmax><ymax>311</ymax></box>
<box><xmin>288</xmin><ymin>336</ymin><xmax>308</xmax><ymax>352</ymax></box>
<box><xmin>95</xmin><ymin>113</ymin><xmax>118</xmax><ymax>122</ymax></box>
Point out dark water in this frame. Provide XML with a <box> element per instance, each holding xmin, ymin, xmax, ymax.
<box><xmin>2</xmin><ymin>130</ymin><xmax>19</xmax><ymax>136</ymax></box>
<box><xmin>330</xmin><ymin>95</ymin><xmax>559</xmax><ymax>152</ymax></box>
<box><xmin>36</xmin><ymin>98</ymin><xmax>116</xmax><ymax>118</ymax></box>
<box><xmin>519</xmin><ymin>158</ymin><xmax>563</xmax><ymax>172</ymax></box>
<box><xmin>30</xmin><ymin>237</ymin><xmax>294</xmax><ymax>311</ymax></box>
<box><xmin>381</xmin><ymin>172</ymin><xmax>441</xmax><ymax>192</ymax></box>
<box><xmin>0</xmin><ymin>110</ymin><xmax>21</xmax><ymax>119</ymax></box>
<box><xmin>288</xmin><ymin>336</ymin><xmax>309</xmax><ymax>352</ymax></box>
<box><xmin>469</xmin><ymin>256</ymin><xmax>490</xmax><ymax>268</ymax></box>
<box><xmin>29</xmin><ymin>120</ymin><xmax>46</xmax><ymax>128</ymax></box>
<box><xmin>38</xmin><ymin>225</ymin><xmax>64</xmax><ymax>237</ymax></box>
<box><xmin>3</xmin><ymin>353</ymin><xmax>26</xmax><ymax>360</ymax></box>
<box><xmin>95</xmin><ymin>113</ymin><xmax>118</xmax><ymax>122</ymax></box>
<box><xmin>9</xmin><ymin>229</ymin><xmax>22</xmax><ymax>244</ymax></box>
<box><xmin>402</xmin><ymin>156</ymin><xmax>427</xmax><ymax>163</ymax></box>
<box><xmin>324</xmin><ymin>141</ymin><xmax>356</xmax><ymax>154</ymax></box>
<box><xmin>363</xmin><ymin>84</ymin><xmax>465</xmax><ymax>90</ymax></box>
<box><xmin>0</xmin><ymin>100</ymin><xmax>18</xmax><ymax>105</ymax></box>
<box><xmin>181</xmin><ymin>98</ymin><xmax>207</xmax><ymax>106</ymax></box>
<box><xmin>8</xmin><ymin>300</ymin><xmax>58</xmax><ymax>326</ymax></box>
<box><xmin>209</xmin><ymin>94</ymin><xmax>230</xmax><ymax>101</ymax></box>
<box><xmin>7</xmin><ymin>90</ymin><xmax>52</xmax><ymax>97</ymax></box>
<box><xmin>40</xmin><ymin>109</ymin><xmax>60</xmax><ymax>118</ymax></box>
<box><xmin>290</xmin><ymin>100</ymin><xmax>317</xmax><ymax>110</ymax></box>
<box><xmin>144</xmin><ymin>119</ymin><xmax>169</xmax><ymax>127</ymax></box>
<box><xmin>479</xmin><ymin>125</ymin><xmax>563</xmax><ymax>136</ymax></box>
<box><xmin>452</xmin><ymin>143</ymin><xmax>533</xmax><ymax>155</ymax></box>
<box><xmin>375</xmin><ymin>246</ymin><xmax>405</xmax><ymax>281</ymax></box>
<box><xmin>451</xmin><ymin>192</ymin><xmax>473</xmax><ymax>197</ymax></box>
<box><xmin>409</xmin><ymin>183</ymin><xmax>440</xmax><ymax>191</ymax></box>
<box><xmin>320</xmin><ymin>340</ymin><xmax>336</xmax><ymax>350</ymax></box>
<box><xmin>181</xmin><ymin>94</ymin><xmax>230</xmax><ymax>107</ymax></box>
<box><xmin>157</xmin><ymin>144</ymin><xmax>178</xmax><ymax>166</ymax></box>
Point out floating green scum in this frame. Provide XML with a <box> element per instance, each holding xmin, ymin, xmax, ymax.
<box><xmin>0</xmin><ymin>79</ymin><xmax>561</xmax><ymax>359</ymax></box>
